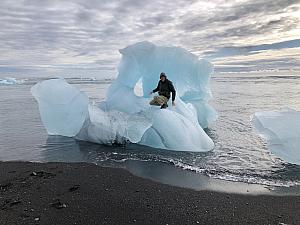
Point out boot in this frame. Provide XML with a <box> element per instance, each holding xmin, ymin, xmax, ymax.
<box><xmin>160</xmin><ymin>103</ymin><xmax>168</xmax><ymax>109</ymax></box>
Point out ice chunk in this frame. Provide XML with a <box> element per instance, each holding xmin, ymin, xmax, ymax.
<box><xmin>32</xmin><ymin>41</ymin><xmax>216</xmax><ymax>152</ymax></box>
<box><xmin>252</xmin><ymin>108</ymin><xmax>300</xmax><ymax>165</ymax></box>
<box><xmin>105</xmin><ymin>83</ymin><xmax>149</xmax><ymax>114</ymax></box>
<box><xmin>31</xmin><ymin>79</ymin><xmax>89</xmax><ymax>137</ymax></box>
<box><xmin>145</xmin><ymin>109</ymin><xmax>214</xmax><ymax>151</ymax></box>
<box><xmin>0</xmin><ymin>77</ymin><xmax>25</xmax><ymax>85</ymax></box>
<box><xmin>108</xmin><ymin>41</ymin><xmax>217</xmax><ymax>126</ymax></box>
<box><xmin>76</xmin><ymin>106</ymin><xmax>152</xmax><ymax>144</ymax></box>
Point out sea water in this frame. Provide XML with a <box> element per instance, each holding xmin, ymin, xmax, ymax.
<box><xmin>0</xmin><ymin>72</ymin><xmax>300</xmax><ymax>189</ymax></box>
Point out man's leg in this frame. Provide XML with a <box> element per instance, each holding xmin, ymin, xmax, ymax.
<box><xmin>150</xmin><ymin>96</ymin><xmax>169</xmax><ymax>107</ymax></box>
<box><xmin>156</xmin><ymin>96</ymin><xmax>167</xmax><ymax>105</ymax></box>
<box><xmin>149</xmin><ymin>96</ymin><xmax>161</xmax><ymax>106</ymax></box>
<box><xmin>162</xmin><ymin>96</ymin><xmax>169</xmax><ymax>106</ymax></box>
<box><xmin>157</xmin><ymin>96</ymin><xmax>169</xmax><ymax>108</ymax></box>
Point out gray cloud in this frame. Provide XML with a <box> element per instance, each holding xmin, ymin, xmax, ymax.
<box><xmin>215</xmin><ymin>57</ymin><xmax>300</xmax><ymax>72</ymax></box>
<box><xmin>203</xmin><ymin>16</ymin><xmax>300</xmax><ymax>42</ymax></box>
<box><xmin>204</xmin><ymin>39</ymin><xmax>300</xmax><ymax>59</ymax></box>
<box><xmin>180</xmin><ymin>0</ymin><xmax>300</xmax><ymax>31</ymax></box>
<box><xmin>0</xmin><ymin>0</ymin><xmax>300</xmax><ymax>77</ymax></box>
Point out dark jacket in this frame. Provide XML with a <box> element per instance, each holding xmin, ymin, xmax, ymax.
<box><xmin>153</xmin><ymin>79</ymin><xmax>176</xmax><ymax>101</ymax></box>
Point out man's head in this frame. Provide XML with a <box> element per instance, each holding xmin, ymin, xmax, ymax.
<box><xmin>160</xmin><ymin>72</ymin><xmax>166</xmax><ymax>82</ymax></box>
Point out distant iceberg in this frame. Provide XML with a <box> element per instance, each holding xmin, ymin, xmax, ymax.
<box><xmin>252</xmin><ymin>108</ymin><xmax>300</xmax><ymax>165</ymax></box>
<box><xmin>0</xmin><ymin>77</ymin><xmax>25</xmax><ymax>85</ymax></box>
<box><xmin>32</xmin><ymin>41</ymin><xmax>217</xmax><ymax>152</ymax></box>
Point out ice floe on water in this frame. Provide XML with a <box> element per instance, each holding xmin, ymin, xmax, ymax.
<box><xmin>32</xmin><ymin>41</ymin><xmax>217</xmax><ymax>152</ymax></box>
<box><xmin>31</xmin><ymin>79</ymin><xmax>89</xmax><ymax>137</ymax></box>
<box><xmin>0</xmin><ymin>77</ymin><xmax>26</xmax><ymax>85</ymax></box>
<box><xmin>252</xmin><ymin>108</ymin><xmax>300</xmax><ymax>165</ymax></box>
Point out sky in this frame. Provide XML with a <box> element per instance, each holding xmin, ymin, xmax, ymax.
<box><xmin>0</xmin><ymin>0</ymin><xmax>300</xmax><ymax>77</ymax></box>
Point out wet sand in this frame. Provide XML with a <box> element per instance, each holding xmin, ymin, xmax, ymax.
<box><xmin>0</xmin><ymin>161</ymin><xmax>299</xmax><ymax>225</ymax></box>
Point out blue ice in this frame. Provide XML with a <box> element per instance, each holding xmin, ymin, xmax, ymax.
<box><xmin>31</xmin><ymin>41</ymin><xmax>217</xmax><ymax>152</ymax></box>
<box><xmin>252</xmin><ymin>108</ymin><xmax>300</xmax><ymax>165</ymax></box>
<box><xmin>0</xmin><ymin>77</ymin><xmax>25</xmax><ymax>85</ymax></box>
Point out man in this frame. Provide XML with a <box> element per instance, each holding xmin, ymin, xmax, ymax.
<box><xmin>149</xmin><ymin>72</ymin><xmax>176</xmax><ymax>109</ymax></box>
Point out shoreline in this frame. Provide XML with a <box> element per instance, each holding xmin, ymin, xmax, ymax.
<box><xmin>0</xmin><ymin>161</ymin><xmax>299</xmax><ymax>225</ymax></box>
<box><xmin>120</xmin><ymin>159</ymin><xmax>300</xmax><ymax>196</ymax></box>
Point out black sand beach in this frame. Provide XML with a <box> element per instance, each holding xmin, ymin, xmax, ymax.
<box><xmin>0</xmin><ymin>161</ymin><xmax>299</xmax><ymax>225</ymax></box>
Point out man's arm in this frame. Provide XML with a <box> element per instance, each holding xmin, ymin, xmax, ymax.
<box><xmin>168</xmin><ymin>81</ymin><xmax>176</xmax><ymax>102</ymax></box>
<box><xmin>152</xmin><ymin>81</ymin><xmax>160</xmax><ymax>93</ymax></box>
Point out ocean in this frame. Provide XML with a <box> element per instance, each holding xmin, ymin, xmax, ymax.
<box><xmin>1</xmin><ymin>72</ymin><xmax>300</xmax><ymax>191</ymax></box>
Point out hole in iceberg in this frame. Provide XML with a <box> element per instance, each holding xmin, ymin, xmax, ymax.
<box><xmin>134</xmin><ymin>78</ymin><xmax>144</xmax><ymax>97</ymax></box>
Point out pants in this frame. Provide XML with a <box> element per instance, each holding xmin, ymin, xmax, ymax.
<box><xmin>149</xmin><ymin>95</ymin><xmax>169</xmax><ymax>106</ymax></box>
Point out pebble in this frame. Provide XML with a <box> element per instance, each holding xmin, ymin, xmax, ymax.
<box><xmin>50</xmin><ymin>199</ymin><xmax>67</xmax><ymax>209</ymax></box>
<box><xmin>69</xmin><ymin>185</ymin><xmax>80</xmax><ymax>192</ymax></box>
<box><xmin>31</xmin><ymin>172</ymin><xmax>37</xmax><ymax>176</ymax></box>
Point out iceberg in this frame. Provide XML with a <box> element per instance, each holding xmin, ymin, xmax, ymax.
<box><xmin>252</xmin><ymin>108</ymin><xmax>300</xmax><ymax>165</ymax></box>
<box><xmin>31</xmin><ymin>79</ymin><xmax>89</xmax><ymax>137</ymax></box>
<box><xmin>31</xmin><ymin>41</ymin><xmax>217</xmax><ymax>152</ymax></box>
<box><xmin>0</xmin><ymin>77</ymin><xmax>25</xmax><ymax>85</ymax></box>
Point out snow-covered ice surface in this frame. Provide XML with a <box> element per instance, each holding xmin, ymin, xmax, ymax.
<box><xmin>31</xmin><ymin>42</ymin><xmax>216</xmax><ymax>152</ymax></box>
<box><xmin>252</xmin><ymin>108</ymin><xmax>300</xmax><ymax>165</ymax></box>
<box><xmin>0</xmin><ymin>77</ymin><xmax>25</xmax><ymax>85</ymax></box>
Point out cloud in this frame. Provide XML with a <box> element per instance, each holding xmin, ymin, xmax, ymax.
<box><xmin>204</xmin><ymin>39</ymin><xmax>300</xmax><ymax>58</ymax></box>
<box><xmin>180</xmin><ymin>0</ymin><xmax>300</xmax><ymax>31</ymax></box>
<box><xmin>0</xmin><ymin>0</ymin><xmax>300</xmax><ymax>76</ymax></box>
<box><xmin>214</xmin><ymin>57</ymin><xmax>300</xmax><ymax>72</ymax></box>
<box><xmin>203</xmin><ymin>16</ymin><xmax>300</xmax><ymax>40</ymax></box>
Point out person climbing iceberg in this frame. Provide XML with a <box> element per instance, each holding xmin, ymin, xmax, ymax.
<box><xmin>149</xmin><ymin>72</ymin><xmax>176</xmax><ymax>109</ymax></box>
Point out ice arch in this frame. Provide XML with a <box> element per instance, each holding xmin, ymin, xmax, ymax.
<box><xmin>32</xmin><ymin>41</ymin><xmax>217</xmax><ymax>152</ymax></box>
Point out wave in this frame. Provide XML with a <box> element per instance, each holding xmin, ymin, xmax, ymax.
<box><xmin>171</xmin><ymin>160</ymin><xmax>300</xmax><ymax>187</ymax></box>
